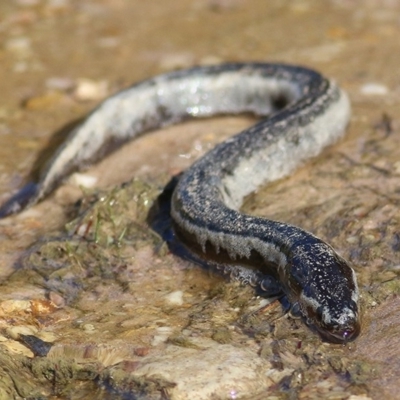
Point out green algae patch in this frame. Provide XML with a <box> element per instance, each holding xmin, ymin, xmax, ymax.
<box><xmin>14</xmin><ymin>179</ymin><xmax>164</xmax><ymax>303</ymax></box>
<box><xmin>211</xmin><ymin>327</ymin><xmax>232</xmax><ymax>344</ymax></box>
<box><xmin>66</xmin><ymin>178</ymin><xmax>164</xmax><ymax>249</ymax></box>
<box><xmin>166</xmin><ymin>334</ymin><xmax>202</xmax><ymax>349</ymax></box>
<box><xmin>0</xmin><ymin>347</ymin><xmax>46</xmax><ymax>399</ymax></box>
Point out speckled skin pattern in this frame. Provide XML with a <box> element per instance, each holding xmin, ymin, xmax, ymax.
<box><xmin>0</xmin><ymin>63</ymin><xmax>359</xmax><ymax>343</ymax></box>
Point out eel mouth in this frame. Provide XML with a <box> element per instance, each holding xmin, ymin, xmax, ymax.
<box><xmin>317</xmin><ymin>320</ymin><xmax>361</xmax><ymax>344</ymax></box>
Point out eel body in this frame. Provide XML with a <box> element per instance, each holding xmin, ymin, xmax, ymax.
<box><xmin>0</xmin><ymin>63</ymin><xmax>359</xmax><ymax>343</ymax></box>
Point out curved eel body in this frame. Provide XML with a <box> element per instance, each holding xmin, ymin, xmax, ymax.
<box><xmin>0</xmin><ymin>63</ymin><xmax>360</xmax><ymax>343</ymax></box>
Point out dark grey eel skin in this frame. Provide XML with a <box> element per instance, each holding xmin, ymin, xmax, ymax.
<box><xmin>0</xmin><ymin>63</ymin><xmax>360</xmax><ymax>343</ymax></box>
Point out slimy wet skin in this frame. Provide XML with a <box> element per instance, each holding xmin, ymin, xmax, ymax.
<box><xmin>0</xmin><ymin>63</ymin><xmax>359</xmax><ymax>342</ymax></box>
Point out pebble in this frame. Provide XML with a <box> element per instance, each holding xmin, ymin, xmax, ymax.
<box><xmin>393</xmin><ymin>161</ymin><xmax>400</xmax><ymax>175</ymax></box>
<box><xmin>69</xmin><ymin>172</ymin><xmax>98</xmax><ymax>188</ymax></box>
<box><xmin>48</xmin><ymin>291</ymin><xmax>66</xmax><ymax>308</ymax></box>
<box><xmin>74</xmin><ymin>221</ymin><xmax>91</xmax><ymax>237</ymax></box>
<box><xmin>1</xmin><ymin>339</ymin><xmax>34</xmax><ymax>358</ymax></box>
<box><xmin>37</xmin><ymin>331</ymin><xmax>58</xmax><ymax>343</ymax></box>
<box><xmin>152</xmin><ymin>326</ymin><xmax>173</xmax><ymax>346</ymax></box>
<box><xmin>30</xmin><ymin>298</ymin><xmax>58</xmax><ymax>315</ymax></box>
<box><xmin>363</xmin><ymin>219</ymin><xmax>379</xmax><ymax>230</ymax></box>
<box><xmin>45</xmin><ymin>76</ymin><xmax>75</xmax><ymax>91</ymax></box>
<box><xmin>346</xmin><ymin>236</ymin><xmax>358</xmax><ymax>244</ymax></box>
<box><xmin>73</xmin><ymin>78</ymin><xmax>109</xmax><ymax>101</ymax></box>
<box><xmin>6</xmin><ymin>325</ymin><xmax>38</xmax><ymax>340</ymax></box>
<box><xmin>134</xmin><ymin>347</ymin><xmax>150</xmax><ymax>357</ymax></box>
<box><xmin>134</xmin><ymin>340</ymin><xmax>269</xmax><ymax>400</ymax></box>
<box><xmin>82</xmin><ymin>323</ymin><xmax>96</xmax><ymax>332</ymax></box>
<box><xmin>247</xmin><ymin>297</ymin><xmax>274</xmax><ymax>312</ymax></box>
<box><xmin>0</xmin><ymin>299</ymin><xmax>30</xmax><ymax>315</ymax></box>
<box><xmin>164</xmin><ymin>290</ymin><xmax>184</xmax><ymax>306</ymax></box>
<box><xmin>360</xmin><ymin>83</ymin><xmax>389</xmax><ymax>96</ymax></box>
<box><xmin>5</xmin><ymin>37</ymin><xmax>31</xmax><ymax>55</ymax></box>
